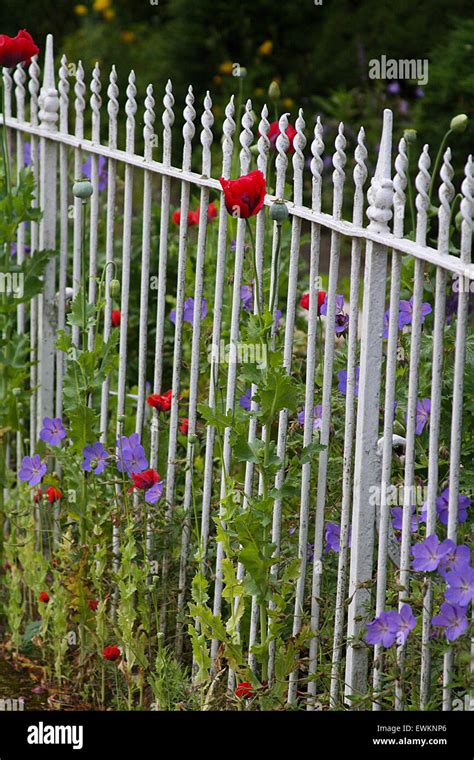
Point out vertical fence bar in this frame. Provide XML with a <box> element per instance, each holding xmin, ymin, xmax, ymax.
<box><xmin>99</xmin><ymin>66</ymin><xmax>119</xmax><ymax>441</ymax></box>
<box><xmin>72</xmin><ymin>62</ymin><xmax>85</xmax><ymax>347</ymax></box>
<box><xmin>199</xmin><ymin>95</ymin><xmax>235</xmax><ymax>568</ymax></box>
<box><xmin>135</xmin><ymin>84</ymin><xmax>156</xmax><ymax>438</ymax></box>
<box><xmin>306</xmin><ymin>122</ymin><xmax>347</xmax><ymax>708</ymax></box>
<box><xmin>442</xmin><ymin>155</ymin><xmax>473</xmax><ymax>709</ymax></box>
<box><xmin>14</xmin><ymin>64</ymin><xmax>26</xmax><ymax>335</ymax></box>
<box><xmin>160</xmin><ymin>86</ymin><xmax>196</xmax><ymax>633</ymax></box>
<box><xmin>372</xmin><ymin>137</ymin><xmax>408</xmax><ymax>708</ymax></box>
<box><xmin>394</xmin><ymin>144</ymin><xmax>431</xmax><ymax>710</ymax></box>
<box><xmin>87</xmin><ymin>63</ymin><xmax>102</xmax><ymax>350</ymax></box>
<box><xmin>329</xmin><ymin>126</ymin><xmax>368</xmax><ymax>707</ymax></box>
<box><xmin>210</xmin><ymin>100</ymin><xmax>254</xmax><ymax>663</ymax></box>
<box><xmin>149</xmin><ymin>80</ymin><xmax>174</xmax><ymax>473</ymax></box>
<box><xmin>38</xmin><ymin>35</ymin><xmax>59</xmax><ymax>424</ymax></box>
<box><xmin>344</xmin><ymin>109</ymin><xmax>393</xmax><ymax>703</ymax></box>
<box><xmin>420</xmin><ymin>148</ymin><xmax>454</xmax><ymax>707</ymax></box>
<box><xmin>175</xmin><ymin>92</ymin><xmax>214</xmax><ymax>655</ymax></box>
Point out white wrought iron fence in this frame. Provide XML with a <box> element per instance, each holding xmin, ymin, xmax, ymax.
<box><xmin>2</xmin><ymin>34</ymin><xmax>473</xmax><ymax>710</ymax></box>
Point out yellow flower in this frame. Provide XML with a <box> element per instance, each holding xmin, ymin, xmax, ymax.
<box><xmin>103</xmin><ymin>8</ymin><xmax>116</xmax><ymax>20</ymax></box>
<box><xmin>219</xmin><ymin>60</ymin><xmax>234</xmax><ymax>75</ymax></box>
<box><xmin>282</xmin><ymin>97</ymin><xmax>294</xmax><ymax>109</ymax></box>
<box><xmin>74</xmin><ymin>4</ymin><xmax>88</xmax><ymax>15</ymax></box>
<box><xmin>254</xmin><ymin>87</ymin><xmax>264</xmax><ymax>97</ymax></box>
<box><xmin>258</xmin><ymin>40</ymin><xmax>273</xmax><ymax>56</ymax></box>
<box><xmin>121</xmin><ymin>31</ymin><xmax>136</xmax><ymax>44</ymax></box>
<box><xmin>93</xmin><ymin>0</ymin><xmax>111</xmax><ymax>10</ymax></box>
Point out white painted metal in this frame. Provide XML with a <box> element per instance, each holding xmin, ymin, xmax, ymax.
<box><xmin>3</xmin><ymin>35</ymin><xmax>473</xmax><ymax>709</ymax></box>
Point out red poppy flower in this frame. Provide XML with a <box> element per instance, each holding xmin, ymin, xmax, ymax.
<box><xmin>267</xmin><ymin>121</ymin><xmax>297</xmax><ymax>153</ymax></box>
<box><xmin>33</xmin><ymin>488</ymin><xmax>42</xmax><ymax>503</ymax></box>
<box><xmin>111</xmin><ymin>310</ymin><xmax>121</xmax><ymax>327</ymax></box>
<box><xmin>219</xmin><ymin>170</ymin><xmax>266</xmax><ymax>219</ymax></box>
<box><xmin>147</xmin><ymin>389</ymin><xmax>173</xmax><ymax>411</ymax></box>
<box><xmin>88</xmin><ymin>600</ymin><xmax>99</xmax><ymax>612</ymax></box>
<box><xmin>102</xmin><ymin>645</ymin><xmax>120</xmax><ymax>661</ymax></box>
<box><xmin>235</xmin><ymin>682</ymin><xmax>254</xmax><ymax>699</ymax></box>
<box><xmin>0</xmin><ymin>30</ymin><xmax>39</xmax><ymax>68</ymax></box>
<box><xmin>300</xmin><ymin>290</ymin><xmax>327</xmax><ymax>314</ymax></box>
<box><xmin>45</xmin><ymin>486</ymin><xmax>62</xmax><ymax>503</ymax></box>
<box><xmin>189</xmin><ymin>203</ymin><xmax>218</xmax><ymax>226</ymax></box>
<box><xmin>179</xmin><ymin>418</ymin><xmax>189</xmax><ymax>435</ymax></box>
<box><xmin>38</xmin><ymin>591</ymin><xmax>49</xmax><ymax>604</ymax></box>
<box><xmin>172</xmin><ymin>209</ymin><xmax>197</xmax><ymax>226</ymax></box>
<box><xmin>129</xmin><ymin>468</ymin><xmax>160</xmax><ymax>492</ymax></box>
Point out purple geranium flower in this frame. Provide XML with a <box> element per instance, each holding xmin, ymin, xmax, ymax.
<box><xmin>445</xmin><ymin>567</ymin><xmax>474</xmax><ymax>607</ymax></box>
<box><xmin>116</xmin><ymin>433</ymin><xmax>148</xmax><ymax>477</ymax></box>
<box><xmin>170</xmin><ymin>297</ymin><xmax>207</xmax><ymax>326</ymax></box>
<box><xmin>320</xmin><ymin>294</ymin><xmax>349</xmax><ymax>335</ymax></box>
<box><xmin>414</xmin><ymin>398</ymin><xmax>431</xmax><ymax>434</ymax></box>
<box><xmin>337</xmin><ymin>367</ymin><xmax>360</xmax><ymax>398</ymax></box>
<box><xmin>239</xmin><ymin>388</ymin><xmax>252</xmax><ymax>411</ymax></box>
<box><xmin>438</xmin><ymin>544</ymin><xmax>471</xmax><ymax>580</ymax></box>
<box><xmin>82</xmin><ymin>154</ymin><xmax>108</xmax><ymax>191</ymax></box>
<box><xmin>18</xmin><ymin>455</ymin><xmax>47</xmax><ymax>487</ymax></box>
<box><xmin>391</xmin><ymin>505</ymin><xmax>419</xmax><ymax>533</ymax></box>
<box><xmin>387</xmin><ymin>82</ymin><xmax>400</xmax><ymax>95</ymax></box>
<box><xmin>398</xmin><ymin>298</ymin><xmax>432</xmax><ymax>330</ymax></box>
<box><xmin>241</xmin><ymin>284</ymin><xmax>253</xmax><ymax>312</ymax></box>
<box><xmin>297</xmin><ymin>404</ymin><xmax>322</xmax><ymax>432</ymax></box>
<box><xmin>82</xmin><ymin>442</ymin><xmax>109</xmax><ymax>475</ymax></box>
<box><xmin>412</xmin><ymin>535</ymin><xmax>454</xmax><ymax>572</ymax></box>
<box><xmin>397</xmin><ymin>604</ymin><xmax>417</xmax><ymax>645</ymax></box>
<box><xmin>145</xmin><ymin>480</ymin><xmax>165</xmax><ymax>504</ymax></box>
<box><xmin>365</xmin><ymin>610</ymin><xmax>400</xmax><ymax>648</ymax></box>
<box><xmin>324</xmin><ymin>521</ymin><xmax>352</xmax><ymax>553</ymax></box>
<box><xmin>432</xmin><ymin>602</ymin><xmax>468</xmax><ymax>642</ymax></box>
<box><xmin>307</xmin><ymin>543</ymin><xmax>314</xmax><ymax>562</ymax></box>
<box><xmin>39</xmin><ymin>417</ymin><xmax>67</xmax><ymax>447</ymax></box>
<box><xmin>435</xmin><ymin>488</ymin><xmax>470</xmax><ymax>526</ymax></box>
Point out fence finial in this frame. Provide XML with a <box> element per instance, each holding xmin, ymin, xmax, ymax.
<box><xmin>367</xmin><ymin>110</ymin><xmax>393</xmax><ymax>233</ymax></box>
<box><xmin>438</xmin><ymin>147</ymin><xmax>455</xmax><ymax>224</ymax></box>
<box><xmin>28</xmin><ymin>55</ymin><xmax>41</xmax><ymax>125</ymax></box>
<box><xmin>293</xmin><ymin>108</ymin><xmax>306</xmax><ymax>174</ymax></box>
<box><xmin>222</xmin><ymin>94</ymin><xmax>235</xmax><ymax>178</ymax></box>
<box><xmin>354</xmin><ymin>127</ymin><xmax>368</xmax><ymax>190</ymax></box>
<box><xmin>39</xmin><ymin>34</ymin><xmax>58</xmax><ymax>131</ymax></box>
<box><xmin>257</xmin><ymin>104</ymin><xmax>270</xmax><ymax>175</ymax></box>
<box><xmin>239</xmin><ymin>99</ymin><xmax>254</xmax><ymax>174</ymax></box>
<box><xmin>144</xmin><ymin>84</ymin><xmax>156</xmax><ymax>161</ymax></box>
<box><xmin>200</xmin><ymin>90</ymin><xmax>214</xmax><ymax>176</ymax></box>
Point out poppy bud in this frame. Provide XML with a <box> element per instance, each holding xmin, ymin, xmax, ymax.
<box><xmin>403</xmin><ymin>129</ymin><xmax>417</xmax><ymax>144</ymax></box>
<box><xmin>72</xmin><ymin>179</ymin><xmax>94</xmax><ymax>199</ymax></box>
<box><xmin>109</xmin><ymin>278</ymin><xmax>121</xmax><ymax>298</ymax></box>
<box><xmin>450</xmin><ymin>114</ymin><xmax>468</xmax><ymax>133</ymax></box>
<box><xmin>117</xmin><ymin>414</ymin><xmax>126</xmax><ymax>424</ymax></box>
<box><xmin>270</xmin><ymin>199</ymin><xmax>289</xmax><ymax>224</ymax></box>
<box><xmin>268</xmin><ymin>80</ymin><xmax>280</xmax><ymax>102</ymax></box>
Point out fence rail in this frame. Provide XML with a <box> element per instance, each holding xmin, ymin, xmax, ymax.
<box><xmin>1</xmin><ymin>33</ymin><xmax>473</xmax><ymax>710</ymax></box>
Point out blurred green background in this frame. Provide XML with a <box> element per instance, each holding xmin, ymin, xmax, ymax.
<box><xmin>2</xmin><ymin>0</ymin><xmax>472</xmax><ymax>170</ymax></box>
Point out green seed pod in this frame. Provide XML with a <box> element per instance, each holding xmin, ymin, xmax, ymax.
<box><xmin>12</xmin><ymin>387</ymin><xmax>21</xmax><ymax>396</ymax></box>
<box><xmin>268</xmin><ymin>80</ymin><xmax>280</xmax><ymax>102</ymax></box>
<box><xmin>72</xmin><ymin>179</ymin><xmax>93</xmax><ymax>199</ymax></box>
<box><xmin>109</xmin><ymin>278</ymin><xmax>121</xmax><ymax>298</ymax></box>
<box><xmin>270</xmin><ymin>199</ymin><xmax>289</xmax><ymax>224</ymax></box>
<box><xmin>403</xmin><ymin>129</ymin><xmax>417</xmax><ymax>144</ymax></box>
<box><xmin>450</xmin><ymin>114</ymin><xmax>468</xmax><ymax>133</ymax></box>
<box><xmin>455</xmin><ymin>211</ymin><xmax>463</xmax><ymax>231</ymax></box>
<box><xmin>117</xmin><ymin>414</ymin><xmax>126</xmax><ymax>425</ymax></box>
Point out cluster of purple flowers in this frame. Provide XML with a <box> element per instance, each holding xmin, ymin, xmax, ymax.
<box><xmin>391</xmin><ymin>488</ymin><xmax>471</xmax><ymax>535</ymax></box>
<box><xmin>366</xmin><ymin>604</ymin><xmax>416</xmax><ymax>648</ymax></box>
<box><xmin>297</xmin><ymin>405</ymin><xmax>323</xmax><ymax>432</ymax></box>
<box><xmin>18</xmin><ymin>417</ymin><xmax>164</xmax><ymax>506</ymax></box>
<box><xmin>412</xmin><ymin>534</ymin><xmax>473</xmax><ymax>641</ymax></box>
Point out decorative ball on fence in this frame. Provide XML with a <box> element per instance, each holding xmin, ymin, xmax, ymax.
<box><xmin>72</xmin><ymin>179</ymin><xmax>94</xmax><ymax>199</ymax></box>
<box><xmin>270</xmin><ymin>199</ymin><xmax>289</xmax><ymax>224</ymax></box>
